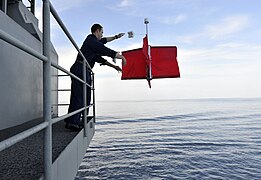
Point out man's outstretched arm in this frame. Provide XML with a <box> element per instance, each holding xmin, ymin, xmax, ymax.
<box><xmin>105</xmin><ymin>33</ymin><xmax>125</xmax><ymax>42</ymax></box>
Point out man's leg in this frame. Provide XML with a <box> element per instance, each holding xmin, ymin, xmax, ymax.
<box><xmin>67</xmin><ymin>77</ymin><xmax>83</xmax><ymax>125</ymax></box>
<box><xmin>80</xmin><ymin>72</ymin><xmax>92</xmax><ymax>121</ymax></box>
<box><xmin>64</xmin><ymin>63</ymin><xmax>83</xmax><ymax>130</ymax></box>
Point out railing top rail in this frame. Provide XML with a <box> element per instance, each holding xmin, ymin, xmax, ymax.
<box><xmin>0</xmin><ymin>29</ymin><xmax>48</xmax><ymax>62</ymax></box>
<box><xmin>0</xmin><ymin>122</ymin><xmax>48</xmax><ymax>151</ymax></box>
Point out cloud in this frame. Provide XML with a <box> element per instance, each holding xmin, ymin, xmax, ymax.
<box><xmin>204</xmin><ymin>15</ymin><xmax>249</xmax><ymax>40</ymax></box>
<box><xmin>34</xmin><ymin>1</ymin><xmax>82</xmax><ymax>29</ymax></box>
<box><xmin>180</xmin><ymin>42</ymin><xmax>261</xmax><ymax>63</ymax></box>
<box><xmin>111</xmin><ymin>0</ymin><xmax>182</xmax><ymax>19</ymax></box>
<box><xmin>178</xmin><ymin>42</ymin><xmax>261</xmax><ymax>82</ymax></box>
<box><xmin>178</xmin><ymin>15</ymin><xmax>250</xmax><ymax>44</ymax></box>
<box><xmin>35</xmin><ymin>0</ymin><xmax>94</xmax><ymax>13</ymax></box>
<box><xmin>158</xmin><ymin>14</ymin><xmax>187</xmax><ymax>25</ymax></box>
<box><xmin>55</xmin><ymin>46</ymin><xmax>78</xmax><ymax>70</ymax></box>
<box><xmin>50</xmin><ymin>0</ymin><xmax>91</xmax><ymax>12</ymax></box>
<box><xmin>117</xmin><ymin>0</ymin><xmax>133</xmax><ymax>8</ymax></box>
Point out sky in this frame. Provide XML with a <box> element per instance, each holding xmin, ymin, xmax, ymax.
<box><xmin>34</xmin><ymin>0</ymin><xmax>261</xmax><ymax>101</ymax></box>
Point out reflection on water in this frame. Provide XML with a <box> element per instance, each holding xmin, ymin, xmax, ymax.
<box><xmin>76</xmin><ymin>98</ymin><xmax>261</xmax><ymax>179</ymax></box>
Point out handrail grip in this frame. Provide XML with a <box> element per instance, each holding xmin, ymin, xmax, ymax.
<box><xmin>49</xmin><ymin>2</ymin><xmax>93</xmax><ymax>73</ymax></box>
<box><xmin>0</xmin><ymin>29</ymin><xmax>48</xmax><ymax>62</ymax></box>
<box><xmin>0</xmin><ymin>122</ymin><xmax>48</xmax><ymax>151</ymax></box>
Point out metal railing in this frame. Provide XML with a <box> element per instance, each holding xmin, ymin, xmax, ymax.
<box><xmin>0</xmin><ymin>0</ymin><xmax>95</xmax><ymax>179</ymax></box>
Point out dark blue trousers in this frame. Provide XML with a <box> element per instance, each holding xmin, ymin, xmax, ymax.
<box><xmin>65</xmin><ymin>62</ymin><xmax>91</xmax><ymax>125</ymax></box>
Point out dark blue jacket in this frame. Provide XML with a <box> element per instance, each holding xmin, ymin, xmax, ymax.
<box><xmin>76</xmin><ymin>34</ymin><xmax>117</xmax><ymax>68</ymax></box>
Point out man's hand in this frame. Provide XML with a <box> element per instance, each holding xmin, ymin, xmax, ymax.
<box><xmin>121</xmin><ymin>56</ymin><xmax>127</xmax><ymax>66</ymax></box>
<box><xmin>115</xmin><ymin>52</ymin><xmax>127</xmax><ymax>66</ymax></box>
<box><xmin>114</xmin><ymin>65</ymin><xmax>122</xmax><ymax>72</ymax></box>
<box><xmin>116</xmin><ymin>33</ymin><xmax>125</xmax><ymax>39</ymax></box>
<box><xmin>104</xmin><ymin>60</ymin><xmax>123</xmax><ymax>73</ymax></box>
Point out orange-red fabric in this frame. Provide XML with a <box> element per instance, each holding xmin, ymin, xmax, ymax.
<box><xmin>122</xmin><ymin>46</ymin><xmax>179</xmax><ymax>79</ymax></box>
<box><xmin>121</xmin><ymin>48</ymin><xmax>147</xmax><ymax>79</ymax></box>
<box><xmin>121</xmin><ymin>35</ymin><xmax>180</xmax><ymax>83</ymax></box>
<box><xmin>151</xmin><ymin>46</ymin><xmax>180</xmax><ymax>78</ymax></box>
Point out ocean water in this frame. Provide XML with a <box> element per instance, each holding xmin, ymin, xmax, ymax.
<box><xmin>75</xmin><ymin>98</ymin><xmax>261</xmax><ymax>180</ymax></box>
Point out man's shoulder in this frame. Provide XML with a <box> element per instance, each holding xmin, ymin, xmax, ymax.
<box><xmin>86</xmin><ymin>34</ymin><xmax>95</xmax><ymax>40</ymax></box>
<box><xmin>84</xmin><ymin>34</ymin><xmax>99</xmax><ymax>43</ymax></box>
<box><xmin>100</xmin><ymin>38</ymin><xmax>107</xmax><ymax>44</ymax></box>
<box><xmin>82</xmin><ymin>35</ymin><xmax>95</xmax><ymax>47</ymax></box>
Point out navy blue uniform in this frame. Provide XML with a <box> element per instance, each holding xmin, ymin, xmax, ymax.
<box><xmin>65</xmin><ymin>34</ymin><xmax>117</xmax><ymax>125</ymax></box>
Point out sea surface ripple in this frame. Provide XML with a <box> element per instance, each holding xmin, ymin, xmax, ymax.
<box><xmin>76</xmin><ymin>98</ymin><xmax>261</xmax><ymax>180</ymax></box>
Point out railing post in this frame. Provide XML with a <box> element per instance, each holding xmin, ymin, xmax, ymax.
<box><xmin>92</xmin><ymin>72</ymin><xmax>96</xmax><ymax>123</ymax></box>
<box><xmin>83</xmin><ymin>60</ymin><xmax>87</xmax><ymax>137</ymax></box>
<box><xmin>43</xmin><ymin>0</ymin><xmax>52</xmax><ymax>179</ymax></box>
<box><xmin>2</xmin><ymin>0</ymin><xmax>7</xmax><ymax>13</ymax></box>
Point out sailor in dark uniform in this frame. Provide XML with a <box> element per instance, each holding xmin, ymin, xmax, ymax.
<box><xmin>65</xmin><ymin>24</ymin><xmax>126</xmax><ymax>131</ymax></box>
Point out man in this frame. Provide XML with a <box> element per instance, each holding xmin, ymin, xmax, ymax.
<box><xmin>65</xmin><ymin>24</ymin><xmax>126</xmax><ymax>131</ymax></box>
